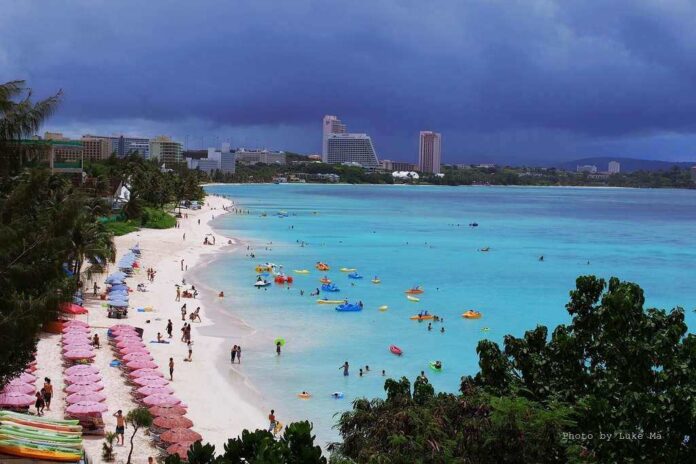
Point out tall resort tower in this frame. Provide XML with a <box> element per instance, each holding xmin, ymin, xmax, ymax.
<box><xmin>418</xmin><ymin>131</ymin><xmax>442</xmax><ymax>174</ymax></box>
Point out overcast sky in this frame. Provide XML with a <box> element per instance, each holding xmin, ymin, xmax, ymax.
<box><xmin>2</xmin><ymin>0</ymin><xmax>696</xmax><ymax>164</ymax></box>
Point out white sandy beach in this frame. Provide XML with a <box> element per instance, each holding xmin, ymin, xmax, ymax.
<box><xmin>34</xmin><ymin>194</ymin><xmax>266</xmax><ymax>463</ymax></box>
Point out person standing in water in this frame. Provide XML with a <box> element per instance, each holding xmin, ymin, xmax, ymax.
<box><xmin>276</xmin><ymin>341</ymin><xmax>282</xmax><ymax>356</ymax></box>
<box><xmin>236</xmin><ymin>345</ymin><xmax>242</xmax><ymax>363</ymax></box>
<box><xmin>231</xmin><ymin>345</ymin><xmax>237</xmax><ymax>363</ymax></box>
<box><xmin>340</xmin><ymin>361</ymin><xmax>349</xmax><ymax>376</ymax></box>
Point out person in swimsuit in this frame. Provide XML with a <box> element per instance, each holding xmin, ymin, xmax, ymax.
<box><xmin>42</xmin><ymin>378</ymin><xmax>53</xmax><ymax>410</ymax></box>
<box><xmin>35</xmin><ymin>391</ymin><xmax>44</xmax><ymax>416</ymax></box>
<box><xmin>340</xmin><ymin>361</ymin><xmax>349</xmax><ymax>376</ymax></box>
<box><xmin>166</xmin><ymin>319</ymin><xmax>173</xmax><ymax>338</ymax></box>
<box><xmin>268</xmin><ymin>409</ymin><xmax>276</xmax><ymax>432</ymax></box>
<box><xmin>236</xmin><ymin>345</ymin><xmax>242</xmax><ymax>363</ymax></box>
<box><xmin>114</xmin><ymin>410</ymin><xmax>125</xmax><ymax>445</ymax></box>
<box><xmin>231</xmin><ymin>345</ymin><xmax>237</xmax><ymax>363</ymax></box>
<box><xmin>276</xmin><ymin>341</ymin><xmax>282</xmax><ymax>356</ymax></box>
<box><xmin>169</xmin><ymin>358</ymin><xmax>174</xmax><ymax>380</ymax></box>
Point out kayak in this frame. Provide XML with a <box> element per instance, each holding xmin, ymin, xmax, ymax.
<box><xmin>321</xmin><ymin>284</ymin><xmax>340</xmax><ymax>292</ymax></box>
<box><xmin>378</xmin><ymin>305</ymin><xmax>388</xmax><ymax>311</ymax></box>
<box><xmin>409</xmin><ymin>314</ymin><xmax>434</xmax><ymax>320</ymax></box>
<box><xmin>340</xmin><ymin>268</ymin><xmax>356</xmax><ymax>272</ymax></box>
<box><xmin>406</xmin><ymin>295</ymin><xmax>420</xmax><ymax>302</ymax></box>
<box><xmin>315</xmin><ymin>263</ymin><xmax>330</xmax><ymax>271</ymax></box>
<box><xmin>348</xmin><ymin>272</ymin><xmax>363</xmax><ymax>279</ymax></box>
<box><xmin>405</xmin><ymin>287</ymin><xmax>424</xmax><ymax>295</ymax></box>
<box><xmin>317</xmin><ymin>299</ymin><xmax>345</xmax><ymax>304</ymax></box>
<box><xmin>389</xmin><ymin>345</ymin><xmax>403</xmax><ymax>356</ymax></box>
<box><xmin>429</xmin><ymin>361</ymin><xmax>443</xmax><ymax>372</ymax></box>
<box><xmin>371</xmin><ymin>279</ymin><xmax>381</xmax><ymax>284</ymax></box>
<box><xmin>335</xmin><ymin>303</ymin><xmax>362</xmax><ymax>312</ymax></box>
<box><xmin>293</xmin><ymin>270</ymin><xmax>310</xmax><ymax>274</ymax></box>
<box><xmin>254</xmin><ymin>281</ymin><xmax>271</xmax><ymax>287</ymax></box>
<box><xmin>462</xmin><ymin>310</ymin><xmax>482</xmax><ymax>319</ymax></box>
<box><xmin>0</xmin><ymin>440</ymin><xmax>82</xmax><ymax>462</ymax></box>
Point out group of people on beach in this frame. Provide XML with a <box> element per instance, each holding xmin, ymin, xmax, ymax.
<box><xmin>230</xmin><ymin>345</ymin><xmax>243</xmax><ymax>363</ymax></box>
<box><xmin>145</xmin><ymin>267</ymin><xmax>157</xmax><ymax>282</ymax></box>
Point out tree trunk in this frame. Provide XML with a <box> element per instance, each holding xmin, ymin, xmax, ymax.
<box><xmin>127</xmin><ymin>426</ymin><xmax>138</xmax><ymax>464</ymax></box>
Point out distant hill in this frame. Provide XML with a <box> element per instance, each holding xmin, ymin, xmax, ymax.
<box><xmin>556</xmin><ymin>157</ymin><xmax>696</xmax><ymax>173</ymax></box>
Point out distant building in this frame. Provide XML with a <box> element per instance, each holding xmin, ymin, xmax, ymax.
<box><xmin>186</xmin><ymin>146</ymin><xmax>236</xmax><ymax>174</ymax></box>
<box><xmin>392</xmin><ymin>171</ymin><xmax>419</xmax><ymax>181</ymax></box>
<box><xmin>307</xmin><ymin>154</ymin><xmax>322</xmax><ymax>161</ymax></box>
<box><xmin>608</xmin><ymin>161</ymin><xmax>621</xmax><ymax>174</ymax></box>
<box><xmin>380</xmin><ymin>159</ymin><xmax>416</xmax><ymax>171</ymax></box>
<box><xmin>220</xmin><ymin>152</ymin><xmax>236</xmax><ymax>174</ymax></box>
<box><xmin>234</xmin><ymin>148</ymin><xmax>286</xmax><ymax>165</ymax></box>
<box><xmin>83</xmin><ymin>134</ymin><xmax>150</xmax><ymax>157</ymax></box>
<box><xmin>149</xmin><ymin>136</ymin><xmax>183</xmax><ymax>166</ymax></box>
<box><xmin>322</xmin><ymin>115</ymin><xmax>379</xmax><ymax>168</ymax></box>
<box><xmin>418</xmin><ymin>131</ymin><xmax>442</xmax><ymax>174</ymax></box>
<box><xmin>691</xmin><ymin>166</ymin><xmax>696</xmax><ymax>183</ymax></box>
<box><xmin>44</xmin><ymin>131</ymin><xmax>69</xmax><ymax>141</ymax></box>
<box><xmin>81</xmin><ymin>137</ymin><xmax>111</xmax><ymax>161</ymax></box>
<box><xmin>322</xmin><ymin>115</ymin><xmax>346</xmax><ymax>161</ymax></box>
<box><xmin>577</xmin><ymin>164</ymin><xmax>598</xmax><ymax>173</ymax></box>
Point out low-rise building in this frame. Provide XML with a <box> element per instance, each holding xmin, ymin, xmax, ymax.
<box><xmin>81</xmin><ymin>137</ymin><xmax>111</xmax><ymax>161</ymax></box>
<box><xmin>149</xmin><ymin>136</ymin><xmax>183</xmax><ymax>166</ymax></box>
<box><xmin>235</xmin><ymin>148</ymin><xmax>286</xmax><ymax>165</ymax></box>
<box><xmin>577</xmin><ymin>164</ymin><xmax>598</xmax><ymax>173</ymax></box>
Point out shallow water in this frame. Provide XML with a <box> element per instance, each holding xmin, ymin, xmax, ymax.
<box><xmin>201</xmin><ymin>184</ymin><xmax>696</xmax><ymax>446</ymax></box>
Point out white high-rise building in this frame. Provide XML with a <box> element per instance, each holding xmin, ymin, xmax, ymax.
<box><xmin>418</xmin><ymin>131</ymin><xmax>442</xmax><ymax>174</ymax></box>
<box><xmin>608</xmin><ymin>161</ymin><xmax>620</xmax><ymax>174</ymax></box>
<box><xmin>322</xmin><ymin>115</ymin><xmax>379</xmax><ymax>168</ymax></box>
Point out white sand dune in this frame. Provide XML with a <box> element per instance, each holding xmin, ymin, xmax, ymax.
<box><xmin>35</xmin><ymin>195</ymin><xmax>266</xmax><ymax>463</ymax></box>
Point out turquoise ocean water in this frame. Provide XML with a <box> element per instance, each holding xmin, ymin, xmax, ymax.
<box><xmin>201</xmin><ymin>184</ymin><xmax>696</xmax><ymax>446</ymax></box>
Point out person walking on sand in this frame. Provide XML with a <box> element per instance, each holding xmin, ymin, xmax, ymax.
<box><xmin>166</xmin><ymin>319</ymin><xmax>173</xmax><ymax>338</ymax></box>
<box><xmin>181</xmin><ymin>259</ymin><xmax>184</xmax><ymax>271</ymax></box>
<box><xmin>340</xmin><ymin>361</ymin><xmax>349</xmax><ymax>376</ymax></box>
<box><xmin>93</xmin><ymin>282</ymin><xmax>98</xmax><ymax>296</ymax></box>
<box><xmin>187</xmin><ymin>340</ymin><xmax>193</xmax><ymax>361</ymax></box>
<box><xmin>34</xmin><ymin>391</ymin><xmax>45</xmax><ymax>416</ymax></box>
<box><xmin>231</xmin><ymin>344</ymin><xmax>237</xmax><ymax>363</ymax></box>
<box><xmin>168</xmin><ymin>357</ymin><xmax>175</xmax><ymax>380</ymax></box>
<box><xmin>181</xmin><ymin>304</ymin><xmax>187</xmax><ymax>321</ymax></box>
<box><xmin>114</xmin><ymin>410</ymin><xmax>125</xmax><ymax>445</ymax></box>
<box><xmin>42</xmin><ymin>378</ymin><xmax>53</xmax><ymax>410</ymax></box>
<box><xmin>176</xmin><ymin>287</ymin><xmax>181</xmax><ymax>302</ymax></box>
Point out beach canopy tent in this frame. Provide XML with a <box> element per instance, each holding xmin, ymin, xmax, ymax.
<box><xmin>60</xmin><ymin>303</ymin><xmax>88</xmax><ymax>315</ymax></box>
<box><xmin>105</xmin><ymin>272</ymin><xmax>126</xmax><ymax>284</ymax></box>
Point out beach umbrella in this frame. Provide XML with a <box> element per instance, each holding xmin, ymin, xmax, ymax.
<box><xmin>122</xmin><ymin>352</ymin><xmax>153</xmax><ymax>362</ymax></box>
<box><xmin>117</xmin><ymin>340</ymin><xmax>145</xmax><ymax>349</ymax></box>
<box><xmin>65</xmin><ymin>382</ymin><xmax>104</xmax><ymax>393</ymax></box>
<box><xmin>6</xmin><ymin>379</ymin><xmax>33</xmax><ymax>388</ymax></box>
<box><xmin>148</xmin><ymin>405</ymin><xmax>187</xmax><ymax>417</ymax></box>
<box><xmin>0</xmin><ymin>392</ymin><xmax>35</xmax><ymax>408</ymax></box>
<box><xmin>1</xmin><ymin>383</ymin><xmax>35</xmax><ymax>394</ymax></box>
<box><xmin>14</xmin><ymin>372</ymin><xmax>36</xmax><ymax>383</ymax></box>
<box><xmin>133</xmin><ymin>376</ymin><xmax>169</xmax><ymax>387</ymax></box>
<box><xmin>62</xmin><ymin>326</ymin><xmax>90</xmax><ymax>334</ymax></box>
<box><xmin>65</xmin><ymin>373</ymin><xmax>102</xmax><ymax>384</ymax></box>
<box><xmin>136</xmin><ymin>385</ymin><xmax>174</xmax><ymax>396</ymax></box>
<box><xmin>64</xmin><ymin>349</ymin><xmax>95</xmax><ymax>360</ymax></box>
<box><xmin>66</xmin><ymin>391</ymin><xmax>106</xmax><ymax>404</ymax></box>
<box><xmin>119</xmin><ymin>346</ymin><xmax>149</xmax><ymax>356</ymax></box>
<box><xmin>160</xmin><ymin>428</ymin><xmax>202</xmax><ymax>444</ymax></box>
<box><xmin>66</xmin><ymin>400</ymin><xmax>108</xmax><ymax>415</ymax></box>
<box><xmin>113</xmin><ymin>334</ymin><xmax>142</xmax><ymax>342</ymax></box>
<box><xmin>66</xmin><ymin>365</ymin><xmax>99</xmax><ymax>375</ymax></box>
<box><xmin>166</xmin><ymin>442</ymin><xmax>194</xmax><ymax>460</ymax></box>
<box><xmin>142</xmin><ymin>394</ymin><xmax>181</xmax><ymax>407</ymax></box>
<box><xmin>64</xmin><ymin>320</ymin><xmax>89</xmax><ymax>328</ymax></box>
<box><xmin>154</xmin><ymin>415</ymin><xmax>193</xmax><ymax>429</ymax></box>
<box><xmin>126</xmin><ymin>360</ymin><xmax>158</xmax><ymax>370</ymax></box>
<box><xmin>105</xmin><ymin>272</ymin><xmax>126</xmax><ymax>283</ymax></box>
<box><xmin>62</xmin><ymin>340</ymin><xmax>92</xmax><ymax>350</ymax></box>
<box><xmin>62</xmin><ymin>332</ymin><xmax>91</xmax><ymax>340</ymax></box>
<box><xmin>60</xmin><ymin>303</ymin><xmax>88</xmax><ymax>315</ymax></box>
<box><xmin>110</xmin><ymin>324</ymin><xmax>135</xmax><ymax>330</ymax></box>
<box><xmin>110</xmin><ymin>328</ymin><xmax>138</xmax><ymax>337</ymax></box>
<box><xmin>129</xmin><ymin>368</ymin><xmax>164</xmax><ymax>378</ymax></box>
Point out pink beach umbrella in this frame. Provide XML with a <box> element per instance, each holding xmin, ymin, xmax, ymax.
<box><xmin>66</xmin><ymin>400</ymin><xmax>108</xmax><ymax>415</ymax></box>
<box><xmin>122</xmin><ymin>352</ymin><xmax>153</xmax><ymax>362</ymax></box>
<box><xmin>113</xmin><ymin>333</ymin><xmax>141</xmax><ymax>340</ymax></box>
<box><xmin>65</xmin><ymin>364</ymin><xmax>100</xmax><ymax>376</ymax></box>
<box><xmin>133</xmin><ymin>376</ymin><xmax>169</xmax><ymax>387</ymax></box>
<box><xmin>129</xmin><ymin>368</ymin><xmax>164</xmax><ymax>378</ymax></box>
<box><xmin>62</xmin><ymin>342</ymin><xmax>92</xmax><ymax>353</ymax></box>
<box><xmin>65</xmin><ymin>382</ymin><xmax>104</xmax><ymax>393</ymax></box>
<box><xmin>64</xmin><ymin>320</ymin><xmax>89</xmax><ymax>327</ymax></box>
<box><xmin>15</xmin><ymin>372</ymin><xmax>36</xmax><ymax>383</ymax></box>
<box><xmin>142</xmin><ymin>394</ymin><xmax>181</xmax><ymax>407</ymax></box>
<box><xmin>110</xmin><ymin>327</ymin><xmax>137</xmax><ymax>335</ymax></box>
<box><xmin>126</xmin><ymin>359</ymin><xmax>158</xmax><ymax>370</ymax></box>
<box><xmin>160</xmin><ymin>428</ymin><xmax>202</xmax><ymax>444</ymax></box>
<box><xmin>62</xmin><ymin>334</ymin><xmax>91</xmax><ymax>342</ymax></box>
<box><xmin>65</xmin><ymin>373</ymin><xmax>102</xmax><ymax>384</ymax></box>
<box><xmin>136</xmin><ymin>385</ymin><xmax>174</xmax><ymax>396</ymax></box>
<box><xmin>64</xmin><ymin>349</ymin><xmax>95</xmax><ymax>360</ymax></box>
<box><xmin>66</xmin><ymin>391</ymin><xmax>106</xmax><ymax>404</ymax></box>
<box><xmin>0</xmin><ymin>392</ymin><xmax>35</xmax><ymax>408</ymax></box>
<box><xmin>118</xmin><ymin>345</ymin><xmax>148</xmax><ymax>355</ymax></box>
<box><xmin>117</xmin><ymin>340</ymin><xmax>145</xmax><ymax>349</ymax></box>
<box><xmin>166</xmin><ymin>441</ymin><xmax>194</xmax><ymax>460</ymax></box>
<box><xmin>62</xmin><ymin>326</ymin><xmax>90</xmax><ymax>334</ymax></box>
<box><xmin>110</xmin><ymin>324</ymin><xmax>135</xmax><ymax>330</ymax></box>
<box><xmin>1</xmin><ymin>383</ymin><xmax>35</xmax><ymax>394</ymax></box>
<box><xmin>154</xmin><ymin>415</ymin><xmax>193</xmax><ymax>429</ymax></box>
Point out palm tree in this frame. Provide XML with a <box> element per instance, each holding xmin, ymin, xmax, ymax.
<box><xmin>0</xmin><ymin>80</ymin><xmax>62</xmax><ymax>175</ymax></box>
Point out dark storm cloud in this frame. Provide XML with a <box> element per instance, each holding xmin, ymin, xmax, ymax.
<box><xmin>2</xmin><ymin>0</ymin><xmax>696</xmax><ymax>161</ymax></box>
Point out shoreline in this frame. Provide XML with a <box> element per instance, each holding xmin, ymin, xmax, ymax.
<box><xmin>34</xmin><ymin>194</ymin><xmax>267</xmax><ymax>462</ymax></box>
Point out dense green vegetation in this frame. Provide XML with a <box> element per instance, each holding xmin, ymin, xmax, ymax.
<box><xmin>173</xmin><ymin>277</ymin><xmax>694</xmax><ymax>463</ymax></box>
<box><xmin>208</xmin><ymin>160</ymin><xmax>695</xmax><ymax>189</ymax></box>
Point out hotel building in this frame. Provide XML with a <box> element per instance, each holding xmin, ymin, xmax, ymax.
<box><xmin>418</xmin><ymin>131</ymin><xmax>442</xmax><ymax>174</ymax></box>
<box><xmin>322</xmin><ymin>115</ymin><xmax>379</xmax><ymax>168</ymax></box>
<box><xmin>149</xmin><ymin>136</ymin><xmax>183</xmax><ymax>166</ymax></box>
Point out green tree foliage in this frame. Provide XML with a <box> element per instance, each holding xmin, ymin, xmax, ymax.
<box><xmin>163</xmin><ymin>421</ymin><xmax>326</xmax><ymax>464</ymax></box>
<box><xmin>125</xmin><ymin>407</ymin><xmax>153</xmax><ymax>464</ymax></box>
<box><xmin>463</xmin><ymin>276</ymin><xmax>696</xmax><ymax>462</ymax></box>
<box><xmin>0</xmin><ymin>80</ymin><xmax>62</xmax><ymax>176</ymax></box>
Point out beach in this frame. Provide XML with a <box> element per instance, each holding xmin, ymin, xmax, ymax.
<box><xmin>34</xmin><ymin>194</ymin><xmax>266</xmax><ymax>462</ymax></box>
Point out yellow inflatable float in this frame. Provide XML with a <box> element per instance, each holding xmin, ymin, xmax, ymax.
<box><xmin>462</xmin><ymin>310</ymin><xmax>482</xmax><ymax>319</ymax></box>
<box><xmin>317</xmin><ymin>299</ymin><xmax>345</xmax><ymax>304</ymax></box>
<box><xmin>378</xmin><ymin>305</ymin><xmax>388</xmax><ymax>311</ymax></box>
<box><xmin>340</xmin><ymin>267</ymin><xmax>356</xmax><ymax>272</ymax></box>
<box><xmin>406</xmin><ymin>295</ymin><xmax>420</xmax><ymax>302</ymax></box>
<box><xmin>293</xmin><ymin>269</ymin><xmax>310</xmax><ymax>274</ymax></box>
